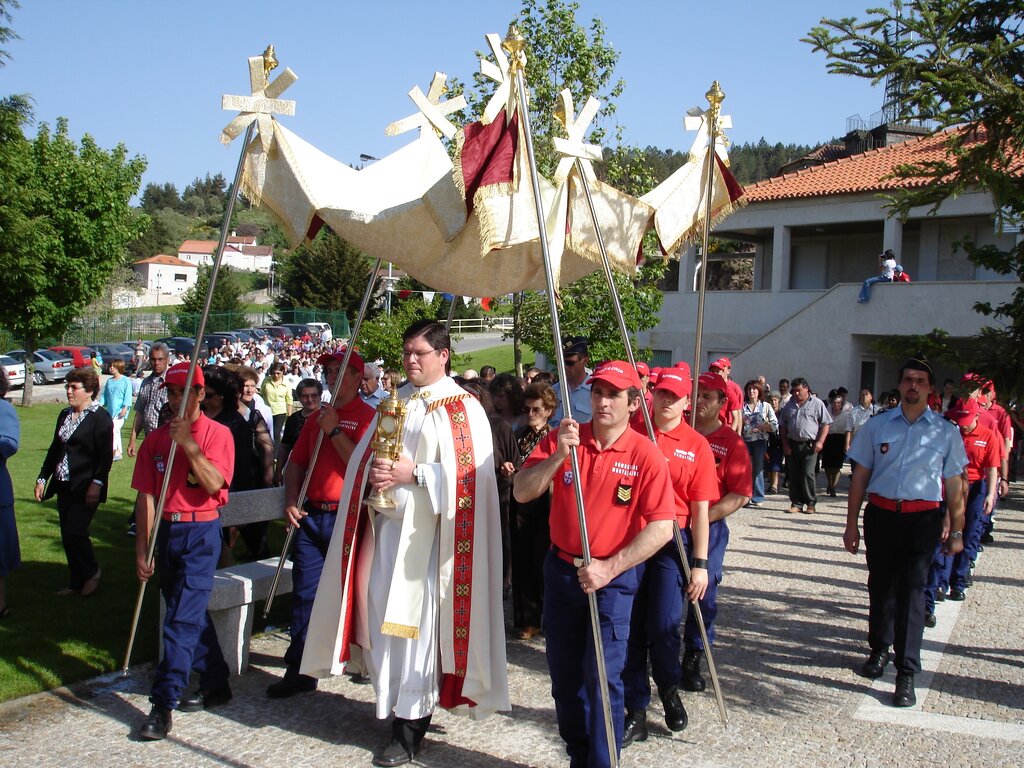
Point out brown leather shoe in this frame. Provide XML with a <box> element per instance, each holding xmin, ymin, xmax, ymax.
<box><xmin>516</xmin><ymin>626</ymin><xmax>541</xmax><ymax>640</ymax></box>
<box><xmin>81</xmin><ymin>569</ymin><xmax>102</xmax><ymax>597</ymax></box>
<box><xmin>787</xmin><ymin>505</ymin><xmax>801</xmax><ymax>514</ymax></box>
<box><xmin>802</xmin><ymin>505</ymin><xmax>815</xmax><ymax>514</ymax></box>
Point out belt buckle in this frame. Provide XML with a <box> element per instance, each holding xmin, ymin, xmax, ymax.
<box><xmin>171</xmin><ymin>512</ymin><xmax>181</xmax><ymax>522</ymax></box>
<box><xmin>895</xmin><ymin>500</ymin><xmax>902</xmax><ymax>513</ymax></box>
<box><xmin>321</xmin><ymin>502</ymin><xmax>331</xmax><ymax>512</ymax></box>
<box><xmin>572</xmin><ymin>557</ymin><xmax>585</xmax><ymax>568</ymax></box>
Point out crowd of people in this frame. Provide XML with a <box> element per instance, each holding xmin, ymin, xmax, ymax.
<box><xmin>0</xmin><ymin>325</ymin><xmax>1020</xmax><ymax>767</ymax></box>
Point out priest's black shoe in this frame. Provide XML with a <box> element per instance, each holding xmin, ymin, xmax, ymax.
<box><xmin>681</xmin><ymin>647</ymin><xmax>706</xmax><ymax>692</ymax></box>
<box><xmin>266</xmin><ymin>672</ymin><xmax>317</xmax><ymax>699</ymax></box>
<box><xmin>622</xmin><ymin>708</ymin><xmax>648</xmax><ymax>747</ymax></box>
<box><xmin>859</xmin><ymin>647</ymin><xmax>892</xmax><ymax>678</ymax></box>
<box><xmin>924</xmin><ymin>612</ymin><xmax>937</xmax><ymax>629</ymax></box>
<box><xmin>139</xmin><ymin>706</ymin><xmax>172</xmax><ymax>741</ymax></box>
<box><xmin>660</xmin><ymin>686</ymin><xmax>688</xmax><ymax>732</ymax></box>
<box><xmin>949</xmin><ymin>589</ymin><xmax>966</xmax><ymax>601</ymax></box>
<box><xmin>893</xmin><ymin>672</ymin><xmax>916</xmax><ymax>707</ymax></box>
<box><xmin>372</xmin><ymin>737</ymin><xmax>417</xmax><ymax>767</ymax></box>
<box><xmin>179</xmin><ymin>684</ymin><xmax>232</xmax><ymax>712</ymax></box>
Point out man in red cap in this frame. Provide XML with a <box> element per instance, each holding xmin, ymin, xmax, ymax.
<box><xmin>682</xmin><ymin>371</ymin><xmax>752</xmax><ymax>692</ymax></box>
<box><xmin>266</xmin><ymin>348</ymin><xmax>376</xmax><ymax>699</ymax></box>
<box><xmin>515</xmin><ymin>361</ymin><xmax>675</xmax><ymax>768</ymax></box>
<box><xmin>709</xmin><ymin>358</ymin><xmax>743</xmax><ymax>435</ymax></box>
<box><xmin>629</xmin><ymin>361</ymin><xmax>653</xmax><ymax>429</ymax></box>
<box><xmin>621</xmin><ymin>368</ymin><xmax>718</xmax><ymax>744</ymax></box>
<box><xmin>131</xmin><ymin>362</ymin><xmax>235</xmax><ymax>740</ymax></box>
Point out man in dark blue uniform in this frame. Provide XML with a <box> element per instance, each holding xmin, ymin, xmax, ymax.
<box><xmin>132</xmin><ymin>363</ymin><xmax>235</xmax><ymax>740</ymax></box>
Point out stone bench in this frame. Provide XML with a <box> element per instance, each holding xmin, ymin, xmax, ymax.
<box><xmin>160</xmin><ymin>486</ymin><xmax>291</xmax><ymax>676</ymax></box>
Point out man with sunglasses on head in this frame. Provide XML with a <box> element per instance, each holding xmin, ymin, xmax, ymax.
<box><xmin>551</xmin><ymin>335</ymin><xmax>592</xmax><ymax>425</ymax></box>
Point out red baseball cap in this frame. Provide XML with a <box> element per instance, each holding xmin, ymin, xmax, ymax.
<box><xmin>588</xmin><ymin>361</ymin><xmax>641</xmax><ymax>391</ymax></box>
<box><xmin>709</xmin><ymin>357</ymin><xmax>731</xmax><ymax>372</ymax></box>
<box><xmin>697</xmin><ymin>371</ymin><xmax>728</xmax><ymax>396</ymax></box>
<box><xmin>161</xmin><ymin>362</ymin><xmax>205</xmax><ymax>389</ymax></box>
<box><xmin>960</xmin><ymin>372</ymin><xmax>984</xmax><ymax>388</ymax></box>
<box><xmin>649</xmin><ymin>368</ymin><xmax>662</xmax><ymax>385</ymax></box>
<box><xmin>635</xmin><ymin>361</ymin><xmax>650</xmax><ymax>378</ymax></box>
<box><xmin>654</xmin><ymin>369</ymin><xmax>692</xmax><ymax>398</ymax></box>
<box><xmin>946</xmin><ymin>398</ymin><xmax>979</xmax><ymax>427</ymax></box>
<box><xmin>673</xmin><ymin>360</ymin><xmax>691</xmax><ymax>375</ymax></box>
<box><xmin>317</xmin><ymin>347</ymin><xmax>365</xmax><ymax>373</ymax></box>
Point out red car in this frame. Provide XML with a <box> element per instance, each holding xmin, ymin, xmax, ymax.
<box><xmin>48</xmin><ymin>345</ymin><xmax>96</xmax><ymax>369</ymax></box>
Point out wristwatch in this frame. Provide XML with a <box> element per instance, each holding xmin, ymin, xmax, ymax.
<box><xmin>328</xmin><ymin>426</ymin><xmax>343</xmax><ymax>439</ymax></box>
<box><xmin>949</xmin><ymin>531</ymin><xmax>963</xmax><ymax>540</ymax></box>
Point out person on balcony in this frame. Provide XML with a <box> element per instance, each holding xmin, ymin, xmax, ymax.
<box><xmin>857</xmin><ymin>249</ymin><xmax>898</xmax><ymax>303</ymax></box>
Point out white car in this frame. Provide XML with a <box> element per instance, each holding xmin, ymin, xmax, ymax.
<box><xmin>306</xmin><ymin>322</ymin><xmax>332</xmax><ymax>341</ymax></box>
<box><xmin>0</xmin><ymin>355</ymin><xmax>25</xmax><ymax>389</ymax></box>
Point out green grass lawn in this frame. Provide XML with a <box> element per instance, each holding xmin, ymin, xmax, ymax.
<box><xmin>455</xmin><ymin>343</ymin><xmax>534</xmax><ymax>375</ymax></box>
<box><xmin>0</xmin><ymin>403</ymin><xmax>289</xmax><ymax>703</ymax></box>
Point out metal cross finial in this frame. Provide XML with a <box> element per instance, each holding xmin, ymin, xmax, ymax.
<box><xmin>502</xmin><ymin>24</ymin><xmax>527</xmax><ymax>73</ymax></box>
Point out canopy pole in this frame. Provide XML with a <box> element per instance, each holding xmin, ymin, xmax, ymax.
<box><xmin>503</xmin><ymin>27</ymin><xmax>618</xmax><ymax>767</ymax></box>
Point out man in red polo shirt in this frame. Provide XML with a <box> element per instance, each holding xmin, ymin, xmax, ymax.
<box><xmin>267</xmin><ymin>349</ymin><xmax>375</xmax><ymax>698</ymax></box>
<box><xmin>132</xmin><ymin>363</ymin><xmax>234</xmax><ymax>741</ymax></box>
<box><xmin>682</xmin><ymin>371</ymin><xmax>752</xmax><ymax>692</ymax></box>
<box><xmin>709</xmin><ymin>358</ymin><xmax>743</xmax><ymax>435</ymax></box>
<box><xmin>621</xmin><ymin>368</ymin><xmax>718</xmax><ymax>745</ymax></box>
<box><xmin>514</xmin><ymin>361</ymin><xmax>675</xmax><ymax>768</ymax></box>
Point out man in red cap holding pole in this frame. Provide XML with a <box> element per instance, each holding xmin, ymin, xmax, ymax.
<box><xmin>515</xmin><ymin>361</ymin><xmax>675</xmax><ymax>768</ymax></box>
<box><xmin>709</xmin><ymin>358</ymin><xmax>743</xmax><ymax>435</ymax></box>
<box><xmin>621</xmin><ymin>367</ymin><xmax>718</xmax><ymax>744</ymax></box>
<box><xmin>132</xmin><ymin>362</ymin><xmax>234</xmax><ymax>740</ymax></box>
<box><xmin>266</xmin><ymin>349</ymin><xmax>375</xmax><ymax>699</ymax></box>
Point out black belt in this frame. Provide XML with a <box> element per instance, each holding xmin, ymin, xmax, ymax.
<box><xmin>304</xmin><ymin>499</ymin><xmax>339</xmax><ymax>513</ymax></box>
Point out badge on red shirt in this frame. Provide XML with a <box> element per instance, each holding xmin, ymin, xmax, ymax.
<box><xmin>616</xmin><ymin>481</ymin><xmax>632</xmax><ymax>505</ymax></box>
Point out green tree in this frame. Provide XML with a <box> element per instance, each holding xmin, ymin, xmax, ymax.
<box><xmin>169</xmin><ymin>264</ymin><xmax>246</xmax><ymax>335</ymax></box>
<box><xmin>275</xmin><ymin>228</ymin><xmax>372</xmax><ymax>319</ymax></box>
<box><xmin>140</xmin><ymin>181</ymin><xmax>181</xmax><ymax>213</ymax></box>
<box><xmin>0</xmin><ymin>107</ymin><xmax>147</xmax><ymax>404</ymax></box>
<box><xmin>805</xmin><ymin>0</ymin><xmax>1024</xmax><ymax>395</ymax></box>
<box><xmin>0</xmin><ymin>0</ymin><xmax>18</xmax><ymax>68</ymax></box>
<box><xmin>357</xmin><ymin>297</ymin><xmax>439</xmax><ymax>370</ymax></box>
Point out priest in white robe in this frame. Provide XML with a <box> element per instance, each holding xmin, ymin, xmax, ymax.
<box><xmin>301</xmin><ymin>319</ymin><xmax>509</xmax><ymax>767</ymax></box>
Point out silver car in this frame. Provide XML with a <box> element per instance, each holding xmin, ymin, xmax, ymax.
<box><xmin>0</xmin><ymin>355</ymin><xmax>25</xmax><ymax>389</ymax></box>
<box><xmin>5</xmin><ymin>349</ymin><xmax>75</xmax><ymax>385</ymax></box>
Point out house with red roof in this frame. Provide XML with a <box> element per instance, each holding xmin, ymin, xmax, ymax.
<box><xmin>640</xmin><ymin>127</ymin><xmax>1021</xmax><ymax>393</ymax></box>
<box><xmin>133</xmin><ymin>254</ymin><xmax>198</xmax><ymax>304</ymax></box>
<box><xmin>177</xmin><ymin>235</ymin><xmax>274</xmax><ymax>274</ymax></box>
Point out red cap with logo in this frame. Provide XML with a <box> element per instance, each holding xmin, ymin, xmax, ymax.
<box><xmin>709</xmin><ymin>357</ymin><xmax>732</xmax><ymax>372</ymax></box>
<box><xmin>946</xmin><ymin>398</ymin><xmax>979</xmax><ymax>427</ymax></box>
<box><xmin>587</xmin><ymin>361</ymin><xmax>641</xmax><ymax>391</ymax></box>
<box><xmin>697</xmin><ymin>371</ymin><xmax>728</xmax><ymax>396</ymax></box>
<box><xmin>635</xmin><ymin>361</ymin><xmax>650</xmax><ymax>378</ymax></box>
<box><xmin>653</xmin><ymin>369</ymin><xmax>692</xmax><ymax>398</ymax></box>
<box><xmin>161</xmin><ymin>362</ymin><xmax>204</xmax><ymax>389</ymax></box>
<box><xmin>316</xmin><ymin>347</ymin><xmax>365</xmax><ymax>373</ymax></box>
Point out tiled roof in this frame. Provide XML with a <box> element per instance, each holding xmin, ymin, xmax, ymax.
<box><xmin>743</xmin><ymin>127</ymin><xmax>1002</xmax><ymax>202</ymax></box>
<box><xmin>178</xmin><ymin>239</ymin><xmax>218</xmax><ymax>253</ymax></box>
<box><xmin>240</xmin><ymin>245</ymin><xmax>273</xmax><ymax>256</ymax></box>
<box><xmin>134</xmin><ymin>254</ymin><xmax>196</xmax><ymax>267</ymax></box>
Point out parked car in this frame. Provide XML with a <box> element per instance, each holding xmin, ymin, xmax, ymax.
<box><xmin>259</xmin><ymin>326</ymin><xmax>294</xmax><ymax>341</ymax></box>
<box><xmin>244</xmin><ymin>327</ymin><xmax>269</xmax><ymax>341</ymax></box>
<box><xmin>154</xmin><ymin>336</ymin><xmax>209</xmax><ymax>361</ymax></box>
<box><xmin>281</xmin><ymin>323</ymin><xmax>313</xmax><ymax>339</ymax></box>
<box><xmin>202</xmin><ymin>333</ymin><xmax>241</xmax><ymax>355</ymax></box>
<box><xmin>5</xmin><ymin>349</ymin><xmax>74</xmax><ymax>385</ymax></box>
<box><xmin>230</xmin><ymin>329</ymin><xmax>260</xmax><ymax>343</ymax></box>
<box><xmin>306</xmin><ymin>322</ymin><xmax>333</xmax><ymax>341</ymax></box>
<box><xmin>92</xmin><ymin>343</ymin><xmax>137</xmax><ymax>373</ymax></box>
<box><xmin>49</xmin><ymin>345</ymin><xmax>96</xmax><ymax>369</ymax></box>
<box><xmin>0</xmin><ymin>355</ymin><xmax>25</xmax><ymax>389</ymax></box>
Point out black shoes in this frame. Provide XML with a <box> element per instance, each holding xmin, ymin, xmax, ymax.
<box><xmin>860</xmin><ymin>648</ymin><xmax>892</xmax><ymax>679</ymax></box>
<box><xmin>893</xmin><ymin>672</ymin><xmax>916</xmax><ymax>707</ymax></box>
<box><xmin>372</xmin><ymin>738</ymin><xmax>416</xmax><ymax>767</ymax></box>
<box><xmin>681</xmin><ymin>648</ymin><xmax>706</xmax><ymax>692</ymax></box>
<box><xmin>949</xmin><ymin>589</ymin><xmax>966</xmax><ymax>601</ymax></box>
<box><xmin>139</xmin><ymin>706</ymin><xmax>172</xmax><ymax>740</ymax></box>
<box><xmin>659</xmin><ymin>687</ymin><xmax>688</xmax><ymax>732</ymax></box>
<box><xmin>179</xmin><ymin>684</ymin><xmax>233</xmax><ymax>713</ymax></box>
<box><xmin>622</xmin><ymin>708</ymin><xmax>648</xmax><ymax>747</ymax></box>
<box><xmin>924</xmin><ymin>612</ymin><xmax>937</xmax><ymax>628</ymax></box>
<box><xmin>935</xmin><ymin>588</ymin><xmax>946</xmax><ymax>602</ymax></box>
<box><xmin>980</xmin><ymin>531</ymin><xmax>994</xmax><ymax>544</ymax></box>
<box><xmin>266</xmin><ymin>672</ymin><xmax>317</xmax><ymax>698</ymax></box>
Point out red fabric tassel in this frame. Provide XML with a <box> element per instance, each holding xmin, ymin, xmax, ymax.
<box><xmin>458</xmin><ymin>111</ymin><xmax>519</xmax><ymax>215</ymax></box>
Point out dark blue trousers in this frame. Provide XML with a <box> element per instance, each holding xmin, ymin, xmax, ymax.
<box><xmin>623</xmin><ymin>535</ymin><xmax>689</xmax><ymax>710</ymax></box>
<box><xmin>152</xmin><ymin>519</ymin><xmax>228</xmax><ymax>709</ymax></box>
<box><xmin>683</xmin><ymin>519</ymin><xmax>729</xmax><ymax>650</ymax></box>
<box><xmin>543</xmin><ymin>551</ymin><xmax>637</xmax><ymax>768</ymax></box>
<box><xmin>951</xmin><ymin>480</ymin><xmax>987</xmax><ymax>592</ymax></box>
<box><xmin>284</xmin><ymin>508</ymin><xmax>337</xmax><ymax>674</ymax></box>
<box><xmin>924</xmin><ymin>547</ymin><xmax>952</xmax><ymax>614</ymax></box>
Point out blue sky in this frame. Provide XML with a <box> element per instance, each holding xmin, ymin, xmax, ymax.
<box><xmin>4</xmin><ymin>1</ymin><xmax>883</xmax><ymax>192</ymax></box>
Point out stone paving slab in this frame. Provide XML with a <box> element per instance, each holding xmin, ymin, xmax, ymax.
<box><xmin>2</xmin><ymin>483</ymin><xmax>1023</xmax><ymax>767</ymax></box>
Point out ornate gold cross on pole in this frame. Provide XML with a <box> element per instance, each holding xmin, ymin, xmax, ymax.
<box><xmin>220</xmin><ymin>44</ymin><xmax>298</xmax><ymax>152</ymax></box>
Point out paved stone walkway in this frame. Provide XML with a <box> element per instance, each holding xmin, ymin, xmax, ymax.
<box><xmin>2</xmin><ymin>484</ymin><xmax>1022</xmax><ymax>767</ymax></box>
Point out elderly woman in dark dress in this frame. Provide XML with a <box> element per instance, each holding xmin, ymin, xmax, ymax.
<box><xmin>0</xmin><ymin>370</ymin><xmax>20</xmax><ymax>618</ymax></box>
<box><xmin>35</xmin><ymin>368</ymin><xmax>113</xmax><ymax>596</ymax></box>
<box><xmin>508</xmin><ymin>382</ymin><xmax>557</xmax><ymax>639</ymax></box>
